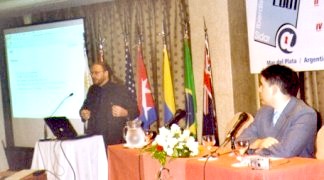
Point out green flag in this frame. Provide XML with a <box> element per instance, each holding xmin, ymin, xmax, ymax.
<box><xmin>184</xmin><ymin>33</ymin><xmax>197</xmax><ymax>138</ymax></box>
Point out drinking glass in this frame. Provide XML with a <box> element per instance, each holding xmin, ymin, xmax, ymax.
<box><xmin>235</xmin><ymin>139</ymin><xmax>250</xmax><ymax>156</ymax></box>
<box><xmin>202</xmin><ymin>135</ymin><xmax>216</xmax><ymax>156</ymax></box>
<box><xmin>144</xmin><ymin>130</ymin><xmax>156</xmax><ymax>144</ymax></box>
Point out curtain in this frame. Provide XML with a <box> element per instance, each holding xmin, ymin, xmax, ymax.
<box><xmin>302</xmin><ymin>71</ymin><xmax>324</xmax><ymax>129</ymax></box>
<box><xmin>28</xmin><ymin>0</ymin><xmax>189</xmax><ymax>130</ymax></box>
<box><xmin>2</xmin><ymin>0</ymin><xmax>323</xmax><ymax>131</ymax></box>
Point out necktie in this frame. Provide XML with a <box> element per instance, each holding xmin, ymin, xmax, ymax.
<box><xmin>272</xmin><ymin>111</ymin><xmax>280</xmax><ymax>126</ymax></box>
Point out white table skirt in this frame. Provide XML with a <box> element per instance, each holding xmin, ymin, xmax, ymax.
<box><xmin>31</xmin><ymin>135</ymin><xmax>108</xmax><ymax>180</ymax></box>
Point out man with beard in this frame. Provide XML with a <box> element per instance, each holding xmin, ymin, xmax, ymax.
<box><xmin>80</xmin><ymin>62</ymin><xmax>138</xmax><ymax>146</ymax></box>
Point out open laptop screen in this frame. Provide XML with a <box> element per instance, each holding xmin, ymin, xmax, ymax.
<box><xmin>44</xmin><ymin>116</ymin><xmax>77</xmax><ymax>140</ymax></box>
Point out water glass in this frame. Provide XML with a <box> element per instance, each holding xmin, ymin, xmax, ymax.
<box><xmin>202</xmin><ymin>135</ymin><xmax>216</xmax><ymax>155</ymax></box>
<box><xmin>235</xmin><ymin>139</ymin><xmax>250</xmax><ymax>156</ymax></box>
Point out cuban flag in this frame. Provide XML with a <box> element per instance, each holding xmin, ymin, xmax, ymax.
<box><xmin>136</xmin><ymin>44</ymin><xmax>157</xmax><ymax>130</ymax></box>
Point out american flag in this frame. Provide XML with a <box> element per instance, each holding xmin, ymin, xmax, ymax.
<box><xmin>125</xmin><ymin>43</ymin><xmax>136</xmax><ymax>99</ymax></box>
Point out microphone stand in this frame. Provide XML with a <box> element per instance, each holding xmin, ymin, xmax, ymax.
<box><xmin>44</xmin><ymin>124</ymin><xmax>48</xmax><ymax>140</ymax></box>
<box><xmin>211</xmin><ymin>112</ymin><xmax>249</xmax><ymax>156</ymax></box>
<box><xmin>210</xmin><ymin>138</ymin><xmax>234</xmax><ymax>157</ymax></box>
<box><xmin>83</xmin><ymin>121</ymin><xmax>88</xmax><ymax>134</ymax></box>
<box><xmin>164</xmin><ymin>109</ymin><xmax>186</xmax><ymax>128</ymax></box>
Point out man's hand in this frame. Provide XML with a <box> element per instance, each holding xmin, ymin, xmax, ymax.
<box><xmin>80</xmin><ymin>109</ymin><xmax>91</xmax><ymax>121</ymax></box>
<box><xmin>112</xmin><ymin>105</ymin><xmax>128</xmax><ymax>117</ymax></box>
<box><xmin>250</xmin><ymin>137</ymin><xmax>279</xmax><ymax>149</ymax></box>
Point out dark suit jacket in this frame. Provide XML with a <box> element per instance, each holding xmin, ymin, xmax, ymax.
<box><xmin>238</xmin><ymin>97</ymin><xmax>317</xmax><ymax>158</ymax></box>
<box><xmin>80</xmin><ymin>81</ymin><xmax>139</xmax><ymax>146</ymax></box>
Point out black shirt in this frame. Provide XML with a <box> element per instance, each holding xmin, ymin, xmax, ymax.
<box><xmin>80</xmin><ymin>81</ymin><xmax>138</xmax><ymax>146</ymax></box>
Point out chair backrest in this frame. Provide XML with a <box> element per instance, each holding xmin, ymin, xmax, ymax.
<box><xmin>221</xmin><ymin>112</ymin><xmax>254</xmax><ymax>150</ymax></box>
<box><xmin>315</xmin><ymin>126</ymin><xmax>324</xmax><ymax>159</ymax></box>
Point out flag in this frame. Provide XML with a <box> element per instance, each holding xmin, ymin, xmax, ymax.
<box><xmin>163</xmin><ymin>44</ymin><xmax>176</xmax><ymax>124</ymax></box>
<box><xmin>98</xmin><ymin>48</ymin><xmax>104</xmax><ymax>62</ymax></box>
<box><xmin>98</xmin><ymin>39</ymin><xmax>104</xmax><ymax>62</ymax></box>
<box><xmin>202</xmin><ymin>29</ymin><xmax>219</xmax><ymax>146</ymax></box>
<box><xmin>136</xmin><ymin>44</ymin><xmax>157</xmax><ymax>130</ymax></box>
<box><xmin>83</xmin><ymin>47</ymin><xmax>92</xmax><ymax>132</ymax></box>
<box><xmin>125</xmin><ymin>43</ymin><xmax>136</xmax><ymax>99</ymax></box>
<box><xmin>184</xmin><ymin>34</ymin><xmax>197</xmax><ymax>137</ymax></box>
<box><xmin>83</xmin><ymin>47</ymin><xmax>92</xmax><ymax>93</ymax></box>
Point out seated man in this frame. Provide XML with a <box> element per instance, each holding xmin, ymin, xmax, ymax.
<box><xmin>237</xmin><ymin>64</ymin><xmax>317</xmax><ymax>158</ymax></box>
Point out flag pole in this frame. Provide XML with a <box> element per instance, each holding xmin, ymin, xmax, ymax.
<box><xmin>183</xmin><ymin>20</ymin><xmax>198</xmax><ymax>138</ymax></box>
<box><xmin>184</xmin><ymin>21</ymin><xmax>189</xmax><ymax>129</ymax></box>
<box><xmin>160</xmin><ymin>16</ymin><xmax>176</xmax><ymax>125</ymax></box>
<box><xmin>136</xmin><ymin>18</ymin><xmax>158</xmax><ymax>130</ymax></box>
<box><xmin>97</xmin><ymin>36</ymin><xmax>105</xmax><ymax>63</ymax></box>
<box><xmin>202</xmin><ymin>18</ymin><xmax>220</xmax><ymax>145</ymax></box>
<box><xmin>123</xmin><ymin>9</ymin><xmax>137</xmax><ymax>101</ymax></box>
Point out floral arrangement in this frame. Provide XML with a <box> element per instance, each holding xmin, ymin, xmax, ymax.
<box><xmin>143</xmin><ymin>124</ymin><xmax>199</xmax><ymax>166</ymax></box>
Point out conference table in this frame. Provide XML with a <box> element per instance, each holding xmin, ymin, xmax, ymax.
<box><xmin>31</xmin><ymin>135</ymin><xmax>108</xmax><ymax>180</ymax></box>
<box><xmin>108</xmin><ymin>144</ymin><xmax>324</xmax><ymax>180</ymax></box>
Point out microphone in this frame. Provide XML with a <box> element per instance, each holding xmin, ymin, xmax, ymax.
<box><xmin>219</xmin><ymin>112</ymin><xmax>249</xmax><ymax>148</ymax></box>
<box><xmin>49</xmin><ymin>93</ymin><xmax>74</xmax><ymax>117</ymax></box>
<box><xmin>43</xmin><ymin>93</ymin><xmax>74</xmax><ymax>140</ymax></box>
<box><xmin>165</xmin><ymin>109</ymin><xmax>186</xmax><ymax>128</ymax></box>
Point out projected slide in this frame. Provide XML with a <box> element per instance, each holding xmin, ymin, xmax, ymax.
<box><xmin>4</xmin><ymin>19</ymin><xmax>89</xmax><ymax>120</ymax></box>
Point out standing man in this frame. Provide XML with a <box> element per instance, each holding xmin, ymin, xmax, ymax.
<box><xmin>80</xmin><ymin>62</ymin><xmax>138</xmax><ymax>146</ymax></box>
<box><xmin>237</xmin><ymin>64</ymin><xmax>317</xmax><ymax>157</ymax></box>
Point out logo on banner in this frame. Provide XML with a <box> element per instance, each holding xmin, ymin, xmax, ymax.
<box><xmin>254</xmin><ymin>0</ymin><xmax>300</xmax><ymax>53</ymax></box>
<box><xmin>277</xmin><ymin>26</ymin><xmax>297</xmax><ymax>53</ymax></box>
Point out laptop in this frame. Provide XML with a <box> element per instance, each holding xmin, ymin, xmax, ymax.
<box><xmin>44</xmin><ymin>116</ymin><xmax>78</xmax><ymax>140</ymax></box>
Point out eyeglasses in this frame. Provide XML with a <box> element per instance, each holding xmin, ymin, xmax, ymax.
<box><xmin>90</xmin><ymin>71</ymin><xmax>104</xmax><ymax>75</ymax></box>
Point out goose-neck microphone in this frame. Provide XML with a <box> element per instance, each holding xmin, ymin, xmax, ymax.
<box><xmin>43</xmin><ymin>93</ymin><xmax>74</xmax><ymax>140</ymax></box>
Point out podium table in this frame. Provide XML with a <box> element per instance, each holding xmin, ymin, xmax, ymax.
<box><xmin>31</xmin><ymin>135</ymin><xmax>108</xmax><ymax>180</ymax></box>
<box><xmin>108</xmin><ymin>144</ymin><xmax>324</xmax><ymax>180</ymax></box>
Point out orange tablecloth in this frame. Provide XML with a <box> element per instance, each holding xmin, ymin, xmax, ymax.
<box><xmin>108</xmin><ymin>144</ymin><xmax>324</xmax><ymax>180</ymax></box>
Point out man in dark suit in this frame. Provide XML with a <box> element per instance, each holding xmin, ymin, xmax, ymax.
<box><xmin>237</xmin><ymin>64</ymin><xmax>317</xmax><ymax>157</ymax></box>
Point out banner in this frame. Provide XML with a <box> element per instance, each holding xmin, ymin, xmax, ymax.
<box><xmin>246</xmin><ymin>0</ymin><xmax>324</xmax><ymax>73</ymax></box>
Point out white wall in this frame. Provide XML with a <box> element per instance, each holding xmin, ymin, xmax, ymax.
<box><xmin>0</xmin><ymin>81</ymin><xmax>9</xmax><ymax>171</ymax></box>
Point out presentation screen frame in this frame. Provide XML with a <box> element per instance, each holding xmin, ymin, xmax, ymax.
<box><xmin>2</xmin><ymin>18</ymin><xmax>90</xmax><ymax>147</ymax></box>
